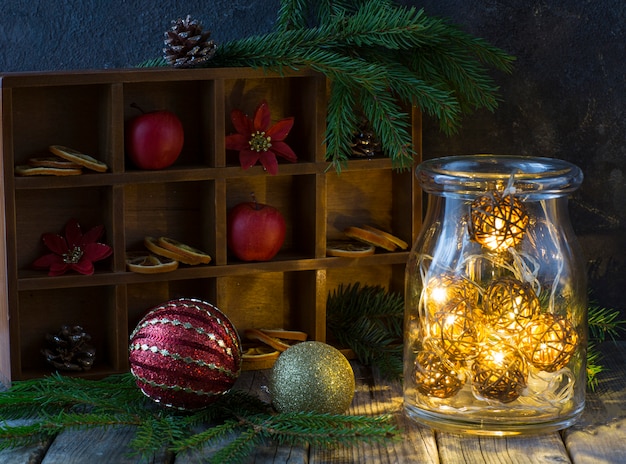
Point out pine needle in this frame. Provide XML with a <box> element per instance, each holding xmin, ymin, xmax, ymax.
<box><xmin>327</xmin><ymin>283</ymin><xmax>405</xmax><ymax>379</ymax></box>
<box><xmin>0</xmin><ymin>373</ymin><xmax>399</xmax><ymax>461</ymax></box>
<box><xmin>586</xmin><ymin>297</ymin><xmax>626</xmax><ymax>390</ymax></box>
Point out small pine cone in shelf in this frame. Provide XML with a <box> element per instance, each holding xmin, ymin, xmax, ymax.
<box><xmin>42</xmin><ymin>325</ymin><xmax>96</xmax><ymax>371</ymax></box>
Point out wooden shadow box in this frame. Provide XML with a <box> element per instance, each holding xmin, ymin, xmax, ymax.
<box><xmin>0</xmin><ymin>67</ymin><xmax>422</xmax><ymax>386</ymax></box>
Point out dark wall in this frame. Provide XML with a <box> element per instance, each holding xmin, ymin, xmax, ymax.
<box><xmin>2</xmin><ymin>1</ymin><xmax>625</xmax><ymax>312</ymax></box>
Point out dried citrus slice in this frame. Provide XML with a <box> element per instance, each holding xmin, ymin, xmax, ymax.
<box><xmin>244</xmin><ymin>328</ymin><xmax>294</xmax><ymax>352</ymax></box>
<box><xmin>156</xmin><ymin>237</ymin><xmax>212</xmax><ymax>264</ymax></box>
<box><xmin>144</xmin><ymin>236</ymin><xmax>190</xmax><ymax>262</ymax></box>
<box><xmin>361</xmin><ymin>225</ymin><xmax>409</xmax><ymax>250</ymax></box>
<box><xmin>241</xmin><ymin>344</ymin><xmax>280</xmax><ymax>370</ymax></box>
<box><xmin>126</xmin><ymin>252</ymin><xmax>179</xmax><ymax>274</ymax></box>
<box><xmin>48</xmin><ymin>145</ymin><xmax>108</xmax><ymax>172</ymax></box>
<box><xmin>326</xmin><ymin>240</ymin><xmax>375</xmax><ymax>257</ymax></box>
<box><xmin>344</xmin><ymin>226</ymin><xmax>398</xmax><ymax>251</ymax></box>
<box><xmin>258</xmin><ymin>328</ymin><xmax>308</xmax><ymax>342</ymax></box>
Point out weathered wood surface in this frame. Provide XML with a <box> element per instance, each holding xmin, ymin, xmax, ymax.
<box><xmin>2</xmin><ymin>342</ymin><xmax>626</xmax><ymax>463</ymax></box>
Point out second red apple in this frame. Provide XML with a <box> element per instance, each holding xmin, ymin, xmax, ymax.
<box><xmin>227</xmin><ymin>200</ymin><xmax>286</xmax><ymax>261</ymax></box>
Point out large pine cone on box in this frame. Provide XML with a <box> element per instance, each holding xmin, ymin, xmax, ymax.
<box><xmin>164</xmin><ymin>15</ymin><xmax>217</xmax><ymax>68</ymax></box>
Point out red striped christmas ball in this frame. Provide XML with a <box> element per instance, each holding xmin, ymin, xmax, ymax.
<box><xmin>129</xmin><ymin>298</ymin><xmax>242</xmax><ymax>410</ymax></box>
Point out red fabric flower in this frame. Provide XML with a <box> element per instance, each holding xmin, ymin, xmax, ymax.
<box><xmin>225</xmin><ymin>99</ymin><xmax>296</xmax><ymax>175</ymax></box>
<box><xmin>33</xmin><ymin>219</ymin><xmax>112</xmax><ymax>276</ymax></box>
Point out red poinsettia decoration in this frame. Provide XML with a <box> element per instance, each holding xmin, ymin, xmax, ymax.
<box><xmin>33</xmin><ymin>219</ymin><xmax>112</xmax><ymax>276</ymax></box>
<box><xmin>225</xmin><ymin>100</ymin><xmax>297</xmax><ymax>175</ymax></box>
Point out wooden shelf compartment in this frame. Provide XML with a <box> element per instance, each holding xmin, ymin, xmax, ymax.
<box><xmin>0</xmin><ymin>67</ymin><xmax>421</xmax><ymax>385</ymax></box>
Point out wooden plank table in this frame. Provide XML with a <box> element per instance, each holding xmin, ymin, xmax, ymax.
<box><xmin>2</xmin><ymin>341</ymin><xmax>626</xmax><ymax>463</ymax></box>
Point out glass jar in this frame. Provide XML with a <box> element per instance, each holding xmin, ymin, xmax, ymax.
<box><xmin>404</xmin><ymin>155</ymin><xmax>586</xmax><ymax>435</ymax></box>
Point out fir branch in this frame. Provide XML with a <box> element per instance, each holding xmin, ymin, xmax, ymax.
<box><xmin>170</xmin><ymin>419</ymin><xmax>242</xmax><ymax>455</ymax></box>
<box><xmin>356</xmin><ymin>85</ymin><xmax>414</xmax><ymax>169</ymax></box>
<box><xmin>327</xmin><ymin>283</ymin><xmax>405</xmax><ymax>379</ymax></box>
<box><xmin>586</xmin><ymin>297</ymin><xmax>626</xmax><ymax>389</ymax></box>
<box><xmin>245</xmin><ymin>412</ymin><xmax>397</xmax><ymax>448</ymax></box>
<box><xmin>586</xmin><ymin>342</ymin><xmax>604</xmax><ymax>391</ymax></box>
<box><xmin>325</xmin><ymin>79</ymin><xmax>359</xmax><ymax>170</ymax></box>
<box><xmin>276</xmin><ymin>0</ymin><xmax>310</xmax><ymax>31</ymax></box>
<box><xmin>0</xmin><ymin>373</ymin><xmax>400</xmax><ymax>461</ymax></box>
<box><xmin>588</xmin><ymin>299</ymin><xmax>626</xmax><ymax>342</ymax></box>
<box><xmin>137</xmin><ymin>56</ymin><xmax>167</xmax><ymax>68</ymax></box>
<box><xmin>142</xmin><ymin>1</ymin><xmax>514</xmax><ymax>168</ymax></box>
<box><xmin>208</xmin><ymin>427</ymin><xmax>264</xmax><ymax>464</ymax></box>
<box><xmin>207</xmin><ymin>1</ymin><xmax>512</xmax><ymax>167</ymax></box>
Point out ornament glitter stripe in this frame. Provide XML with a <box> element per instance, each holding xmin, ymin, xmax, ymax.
<box><xmin>130</xmin><ymin>369</ymin><xmax>231</xmax><ymax>398</ymax></box>
<box><xmin>129</xmin><ymin>342</ymin><xmax>239</xmax><ymax>379</ymax></box>
<box><xmin>131</xmin><ymin>317</ymin><xmax>235</xmax><ymax>358</ymax></box>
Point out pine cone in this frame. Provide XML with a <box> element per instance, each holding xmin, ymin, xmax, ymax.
<box><xmin>42</xmin><ymin>325</ymin><xmax>96</xmax><ymax>371</ymax></box>
<box><xmin>164</xmin><ymin>15</ymin><xmax>217</xmax><ymax>68</ymax></box>
<box><xmin>350</xmin><ymin>119</ymin><xmax>382</xmax><ymax>158</ymax></box>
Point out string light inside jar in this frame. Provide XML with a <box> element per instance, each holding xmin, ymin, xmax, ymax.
<box><xmin>471</xmin><ymin>340</ymin><xmax>528</xmax><ymax>403</ymax></box>
<box><xmin>428</xmin><ymin>298</ymin><xmax>483</xmax><ymax>362</ymax></box>
<box><xmin>484</xmin><ymin>277</ymin><xmax>540</xmax><ymax>336</ymax></box>
<box><xmin>470</xmin><ymin>191</ymin><xmax>529</xmax><ymax>253</ymax></box>
<box><xmin>518</xmin><ymin>313</ymin><xmax>579</xmax><ymax>372</ymax></box>
<box><xmin>423</xmin><ymin>273</ymin><xmax>480</xmax><ymax>317</ymax></box>
<box><xmin>414</xmin><ymin>349</ymin><xmax>466</xmax><ymax>398</ymax></box>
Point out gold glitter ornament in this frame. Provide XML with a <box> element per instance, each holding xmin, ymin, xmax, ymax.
<box><xmin>270</xmin><ymin>341</ymin><xmax>355</xmax><ymax>414</ymax></box>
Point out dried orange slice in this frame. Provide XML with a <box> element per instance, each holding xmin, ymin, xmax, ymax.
<box><xmin>144</xmin><ymin>236</ymin><xmax>189</xmax><ymax>262</ymax></box>
<box><xmin>326</xmin><ymin>240</ymin><xmax>375</xmax><ymax>257</ymax></box>
<box><xmin>361</xmin><ymin>225</ymin><xmax>409</xmax><ymax>250</ymax></box>
<box><xmin>241</xmin><ymin>344</ymin><xmax>280</xmax><ymax>370</ymax></box>
<box><xmin>258</xmin><ymin>329</ymin><xmax>308</xmax><ymax>342</ymax></box>
<box><xmin>157</xmin><ymin>237</ymin><xmax>212</xmax><ymax>264</ymax></box>
<box><xmin>48</xmin><ymin>145</ymin><xmax>108</xmax><ymax>172</ymax></box>
<box><xmin>144</xmin><ymin>236</ymin><xmax>210</xmax><ymax>265</ymax></box>
<box><xmin>344</xmin><ymin>226</ymin><xmax>398</xmax><ymax>251</ymax></box>
<box><xmin>126</xmin><ymin>252</ymin><xmax>179</xmax><ymax>274</ymax></box>
<box><xmin>245</xmin><ymin>328</ymin><xmax>294</xmax><ymax>352</ymax></box>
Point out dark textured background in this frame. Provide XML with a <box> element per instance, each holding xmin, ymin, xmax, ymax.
<box><xmin>1</xmin><ymin>1</ymin><xmax>625</xmax><ymax>316</ymax></box>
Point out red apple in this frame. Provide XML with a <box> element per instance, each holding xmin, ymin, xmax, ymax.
<box><xmin>227</xmin><ymin>198</ymin><xmax>286</xmax><ymax>261</ymax></box>
<box><xmin>126</xmin><ymin>104</ymin><xmax>184</xmax><ymax>170</ymax></box>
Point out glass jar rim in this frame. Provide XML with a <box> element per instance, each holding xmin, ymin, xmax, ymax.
<box><xmin>416</xmin><ymin>154</ymin><xmax>583</xmax><ymax>198</ymax></box>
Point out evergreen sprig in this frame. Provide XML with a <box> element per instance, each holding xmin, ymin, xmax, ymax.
<box><xmin>327</xmin><ymin>283</ymin><xmax>405</xmax><ymax>380</ymax></box>
<box><xmin>586</xmin><ymin>297</ymin><xmax>626</xmax><ymax>390</ymax></box>
<box><xmin>142</xmin><ymin>0</ymin><xmax>515</xmax><ymax>170</ymax></box>
<box><xmin>0</xmin><ymin>373</ymin><xmax>398</xmax><ymax>463</ymax></box>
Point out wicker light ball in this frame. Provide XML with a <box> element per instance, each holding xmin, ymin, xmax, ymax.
<box><xmin>471</xmin><ymin>341</ymin><xmax>528</xmax><ymax>403</ymax></box>
<box><xmin>429</xmin><ymin>298</ymin><xmax>481</xmax><ymax>362</ymax></box>
<box><xmin>518</xmin><ymin>313</ymin><xmax>579</xmax><ymax>372</ymax></box>
<box><xmin>129</xmin><ymin>298</ymin><xmax>242</xmax><ymax>411</ymax></box>
<box><xmin>484</xmin><ymin>277</ymin><xmax>539</xmax><ymax>336</ymax></box>
<box><xmin>414</xmin><ymin>349</ymin><xmax>466</xmax><ymax>398</ymax></box>
<box><xmin>424</xmin><ymin>273</ymin><xmax>480</xmax><ymax>317</ymax></box>
<box><xmin>470</xmin><ymin>191</ymin><xmax>529</xmax><ymax>253</ymax></box>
